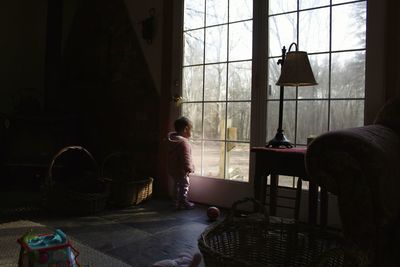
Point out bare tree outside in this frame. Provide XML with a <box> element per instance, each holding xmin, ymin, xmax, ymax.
<box><xmin>267</xmin><ymin>0</ymin><xmax>366</xmax><ymax>145</ymax></box>
<box><xmin>181</xmin><ymin>0</ymin><xmax>366</xmax><ymax>186</ymax></box>
<box><xmin>182</xmin><ymin>0</ymin><xmax>252</xmax><ymax>181</ymax></box>
<box><xmin>267</xmin><ymin>0</ymin><xmax>366</xmax><ymax>186</ymax></box>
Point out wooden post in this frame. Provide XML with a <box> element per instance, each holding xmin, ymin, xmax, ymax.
<box><xmin>226</xmin><ymin>127</ymin><xmax>237</xmax><ymax>179</ymax></box>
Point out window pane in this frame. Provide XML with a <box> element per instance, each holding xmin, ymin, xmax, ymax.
<box><xmin>191</xmin><ymin>140</ymin><xmax>202</xmax><ymax>175</ymax></box>
<box><xmin>228</xmin><ymin>61</ymin><xmax>252</xmax><ymax>101</ymax></box>
<box><xmin>332</xmin><ymin>0</ymin><xmax>354</xmax><ymax>4</ymax></box>
<box><xmin>183</xmin><ymin>66</ymin><xmax>203</xmax><ymax>101</ymax></box>
<box><xmin>266</xmin><ymin>100</ymin><xmax>278</xmax><ymax>142</ymax></box>
<box><xmin>205</xmin><ymin>25</ymin><xmax>227</xmax><ymax>63</ymax></box>
<box><xmin>268</xmin><ymin>58</ymin><xmax>280</xmax><ymax>99</ymax></box>
<box><xmin>284</xmin><ymin>86</ymin><xmax>296</xmax><ymax>99</ymax></box>
<box><xmin>269</xmin><ymin>0</ymin><xmax>297</xmax><ymax>15</ymax></box>
<box><xmin>229</xmin><ymin>0</ymin><xmax>252</xmax><ymax>22</ymax></box>
<box><xmin>267</xmin><ymin>0</ymin><xmax>366</xmax><ymax>155</ymax></box>
<box><xmin>184</xmin><ymin>0</ymin><xmax>205</xmax><ymax>30</ymax></box>
<box><xmin>228</xmin><ymin>102</ymin><xmax>251</xmax><ymax>142</ymax></box>
<box><xmin>282</xmin><ymin>100</ymin><xmax>296</xmax><ymax>142</ymax></box>
<box><xmin>183</xmin><ymin>29</ymin><xmax>204</xmax><ymax>66</ymax></box>
<box><xmin>299</xmin><ymin>7</ymin><xmax>330</xmax><ymax>53</ymax></box>
<box><xmin>226</xmin><ymin>142</ymin><xmax>249</xmax><ymax>182</ymax></box>
<box><xmin>332</xmin><ymin>2</ymin><xmax>366</xmax><ymax>51</ymax></box>
<box><xmin>267</xmin><ymin>61</ymin><xmax>296</xmax><ymax>99</ymax></box>
<box><xmin>277</xmin><ymin>175</ymin><xmax>296</xmax><ymax>188</ymax></box>
<box><xmin>299</xmin><ymin>0</ymin><xmax>329</xmax><ymax>9</ymax></box>
<box><xmin>229</xmin><ymin>21</ymin><xmax>253</xmax><ymax>61</ymax></box>
<box><xmin>330</xmin><ymin>100</ymin><xmax>364</xmax><ymax>130</ymax></box>
<box><xmin>297</xmin><ymin>100</ymin><xmax>328</xmax><ymax>145</ymax></box>
<box><xmin>204</xmin><ymin>102</ymin><xmax>226</xmax><ymax>140</ymax></box>
<box><xmin>331</xmin><ymin>51</ymin><xmax>365</xmax><ymax>98</ymax></box>
<box><xmin>266</xmin><ymin>100</ymin><xmax>296</xmax><ymax>143</ymax></box>
<box><xmin>268</xmin><ymin>13</ymin><xmax>297</xmax><ymax>57</ymax></box>
<box><xmin>182</xmin><ymin>0</ymin><xmax>254</xmax><ymax>181</ymax></box>
<box><xmin>298</xmin><ymin>54</ymin><xmax>329</xmax><ymax>99</ymax></box>
<box><xmin>182</xmin><ymin>103</ymin><xmax>203</xmax><ymax>139</ymax></box>
<box><xmin>205</xmin><ymin>63</ymin><xmax>226</xmax><ymax>101</ymax></box>
<box><xmin>206</xmin><ymin>0</ymin><xmax>228</xmax><ymax>26</ymax></box>
<box><xmin>203</xmin><ymin>141</ymin><xmax>225</xmax><ymax>178</ymax></box>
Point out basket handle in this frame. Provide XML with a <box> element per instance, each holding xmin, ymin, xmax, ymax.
<box><xmin>100</xmin><ymin>151</ymin><xmax>136</xmax><ymax>178</ymax></box>
<box><xmin>46</xmin><ymin>145</ymin><xmax>99</xmax><ymax>187</ymax></box>
<box><xmin>228</xmin><ymin>197</ymin><xmax>269</xmax><ymax>222</ymax></box>
<box><xmin>100</xmin><ymin>151</ymin><xmax>126</xmax><ymax>177</ymax></box>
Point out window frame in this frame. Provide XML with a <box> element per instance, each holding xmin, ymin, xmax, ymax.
<box><xmin>266</xmin><ymin>0</ymin><xmax>367</xmax><ymax>149</ymax></box>
<box><xmin>170</xmin><ymin>0</ymin><xmax>386</xmax><ymax>186</ymax></box>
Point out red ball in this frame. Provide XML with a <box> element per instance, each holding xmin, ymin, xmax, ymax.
<box><xmin>207</xmin><ymin>206</ymin><xmax>220</xmax><ymax>221</ymax></box>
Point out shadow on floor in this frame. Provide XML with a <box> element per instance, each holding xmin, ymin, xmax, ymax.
<box><xmin>1</xmin><ymin>192</ymin><xmax>224</xmax><ymax>267</ymax></box>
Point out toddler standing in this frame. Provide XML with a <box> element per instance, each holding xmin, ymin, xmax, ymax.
<box><xmin>167</xmin><ymin>116</ymin><xmax>195</xmax><ymax>209</ymax></box>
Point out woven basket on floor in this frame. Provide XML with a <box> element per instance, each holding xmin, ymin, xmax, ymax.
<box><xmin>199</xmin><ymin>198</ymin><xmax>366</xmax><ymax>267</ymax></box>
<box><xmin>43</xmin><ymin>146</ymin><xmax>109</xmax><ymax>215</ymax></box>
<box><xmin>101</xmin><ymin>152</ymin><xmax>153</xmax><ymax>206</ymax></box>
<box><xmin>107</xmin><ymin>177</ymin><xmax>153</xmax><ymax>206</ymax></box>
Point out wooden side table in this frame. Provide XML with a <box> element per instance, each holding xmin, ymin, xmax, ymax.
<box><xmin>251</xmin><ymin>147</ymin><xmax>327</xmax><ymax>226</ymax></box>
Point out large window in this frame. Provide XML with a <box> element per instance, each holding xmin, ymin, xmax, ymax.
<box><xmin>267</xmin><ymin>0</ymin><xmax>366</xmax><ymax>146</ymax></box>
<box><xmin>182</xmin><ymin>0</ymin><xmax>253</xmax><ymax>181</ymax></box>
<box><xmin>267</xmin><ymin>0</ymin><xmax>366</xmax><ymax>187</ymax></box>
<box><xmin>180</xmin><ymin>0</ymin><xmax>366</xmax><ymax>185</ymax></box>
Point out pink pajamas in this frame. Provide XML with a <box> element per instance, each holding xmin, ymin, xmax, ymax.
<box><xmin>167</xmin><ymin>132</ymin><xmax>194</xmax><ymax>205</ymax></box>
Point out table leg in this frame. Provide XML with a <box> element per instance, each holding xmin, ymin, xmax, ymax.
<box><xmin>253</xmin><ymin>165</ymin><xmax>263</xmax><ymax>203</ymax></box>
<box><xmin>259</xmin><ymin>174</ymin><xmax>268</xmax><ymax>206</ymax></box>
<box><xmin>270</xmin><ymin>174</ymin><xmax>278</xmax><ymax>216</ymax></box>
<box><xmin>320</xmin><ymin>187</ymin><xmax>328</xmax><ymax>227</ymax></box>
<box><xmin>308</xmin><ymin>182</ymin><xmax>318</xmax><ymax>225</ymax></box>
<box><xmin>253</xmin><ymin>163</ymin><xmax>265</xmax><ymax>204</ymax></box>
<box><xmin>294</xmin><ymin>178</ymin><xmax>302</xmax><ymax>221</ymax></box>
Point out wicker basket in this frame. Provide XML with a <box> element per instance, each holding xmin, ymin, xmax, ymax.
<box><xmin>101</xmin><ymin>152</ymin><xmax>153</xmax><ymax>206</ymax></box>
<box><xmin>43</xmin><ymin>146</ymin><xmax>109</xmax><ymax>215</ymax></box>
<box><xmin>198</xmin><ymin>198</ymin><xmax>366</xmax><ymax>267</ymax></box>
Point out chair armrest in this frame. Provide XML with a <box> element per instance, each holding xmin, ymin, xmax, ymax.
<box><xmin>305</xmin><ymin>125</ymin><xmax>400</xmax><ymax>250</ymax></box>
<box><xmin>306</xmin><ymin>124</ymin><xmax>400</xmax><ymax>194</ymax></box>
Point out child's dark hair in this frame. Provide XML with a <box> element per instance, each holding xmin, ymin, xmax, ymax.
<box><xmin>174</xmin><ymin>116</ymin><xmax>191</xmax><ymax>133</ymax></box>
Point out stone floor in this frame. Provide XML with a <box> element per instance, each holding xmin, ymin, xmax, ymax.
<box><xmin>0</xmin><ymin>192</ymin><xmax>220</xmax><ymax>267</ymax></box>
<box><xmin>43</xmin><ymin>199</ymin><xmax>214</xmax><ymax>267</ymax></box>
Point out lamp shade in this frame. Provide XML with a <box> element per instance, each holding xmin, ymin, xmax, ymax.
<box><xmin>276</xmin><ymin>51</ymin><xmax>317</xmax><ymax>86</ymax></box>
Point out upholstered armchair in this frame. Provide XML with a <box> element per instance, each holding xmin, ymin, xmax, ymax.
<box><xmin>305</xmin><ymin>96</ymin><xmax>400</xmax><ymax>266</ymax></box>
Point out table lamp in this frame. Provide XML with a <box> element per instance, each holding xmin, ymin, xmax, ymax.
<box><xmin>267</xmin><ymin>42</ymin><xmax>317</xmax><ymax>148</ymax></box>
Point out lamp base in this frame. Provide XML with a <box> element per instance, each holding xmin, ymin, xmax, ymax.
<box><xmin>266</xmin><ymin>131</ymin><xmax>293</xmax><ymax>148</ymax></box>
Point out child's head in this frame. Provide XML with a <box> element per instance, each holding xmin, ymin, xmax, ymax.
<box><xmin>174</xmin><ymin>116</ymin><xmax>193</xmax><ymax>139</ymax></box>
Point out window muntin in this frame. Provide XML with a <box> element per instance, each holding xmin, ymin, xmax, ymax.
<box><xmin>180</xmin><ymin>0</ymin><xmax>366</xmax><ymax>186</ymax></box>
<box><xmin>267</xmin><ymin>0</ymin><xmax>366</xmax><ymax>187</ymax></box>
<box><xmin>182</xmin><ymin>0</ymin><xmax>253</xmax><ymax>181</ymax></box>
<box><xmin>267</xmin><ymin>0</ymin><xmax>366</xmax><ymax>146</ymax></box>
